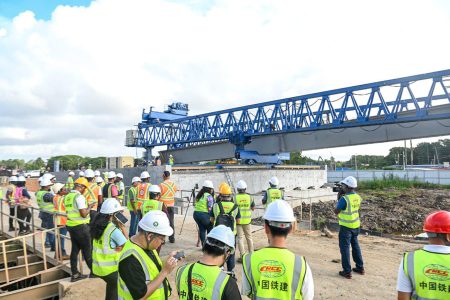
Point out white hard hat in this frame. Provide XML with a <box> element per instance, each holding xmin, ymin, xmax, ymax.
<box><xmin>100</xmin><ymin>198</ymin><xmax>123</xmax><ymax>214</ymax></box>
<box><xmin>139</xmin><ymin>210</ymin><xmax>173</xmax><ymax>236</ymax></box>
<box><xmin>117</xmin><ymin>173</ymin><xmax>124</xmax><ymax>179</ymax></box>
<box><xmin>84</xmin><ymin>169</ymin><xmax>95</xmax><ymax>178</ymax></box>
<box><xmin>52</xmin><ymin>183</ymin><xmax>65</xmax><ymax>194</ymax></box>
<box><xmin>140</xmin><ymin>171</ymin><xmax>150</xmax><ymax>179</ymax></box>
<box><xmin>79</xmin><ymin>171</ymin><xmax>85</xmax><ymax>177</ymax></box>
<box><xmin>269</xmin><ymin>176</ymin><xmax>279</xmax><ymax>186</ymax></box>
<box><xmin>68</xmin><ymin>171</ymin><xmax>75</xmax><ymax>176</ymax></box>
<box><xmin>40</xmin><ymin>177</ymin><xmax>53</xmax><ymax>187</ymax></box>
<box><xmin>264</xmin><ymin>200</ymin><xmax>295</xmax><ymax>223</ymax></box>
<box><xmin>169</xmin><ymin>154</ymin><xmax>173</xmax><ymax>157</ymax></box>
<box><xmin>206</xmin><ymin>225</ymin><xmax>235</xmax><ymax>254</ymax></box>
<box><xmin>9</xmin><ymin>176</ymin><xmax>18</xmax><ymax>182</ymax></box>
<box><xmin>149</xmin><ymin>185</ymin><xmax>161</xmax><ymax>194</ymax></box>
<box><xmin>38</xmin><ymin>176</ymin><xmax>42</xmax><ymax>182</ymax></box>
<box><xmin>96</xmin><ymin>177</ymin><xmax>104</xmax><ymax>183</ymax></box>
<box><xmin>107</xmin><ymin>171</ymin><xmax>116</xmax><ymax>179</ymax></box>
<box><xmin>340</xmin><ymin>176</ymin><xmax>357</xmax><ymax>188</ymax></box>
<box><xmin>236</xmin><ymin>180</ymin><xmax>247</xmax><ymax>190</ymax></box>
<box><xmin>132</xmin><ymin>176</ymin><xmax>141</xmax><ymax>183</ymax></box>
<box><xmin>202</xmin><ymin>180</ymin><xmax>214</xmax><ymax>189</ymax></box>
<box><xmin>17</xmin><ymin>176</ymin><xmax>26</xmax><ymax>182</ymax></box>
<box><xmin>43</xmin><ymin>173</ymin><xmax>55</xmax><ymax>181</ymax></box>
<box><xmin>94</xmin><ymin>170</ymin><xmax>101</xmax><ymax>176</ymax></box>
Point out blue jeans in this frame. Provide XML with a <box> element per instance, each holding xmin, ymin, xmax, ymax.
<box><xmin>41</xmin><ymin>213</ymin><xmax>55</xmax><ymax>249</ymax></box>
<box><xmin>193</xmin><ymin>211</ymin><xmax>212</xmax><ymax>246</ymax></box>
<box><xmin>58</xmin><ymin>227</ymin><xmax>68</xmax><ymax>255</ymax></box>
<box><xmin>129</xmin><ymin>210</ymin><xmax>140</xmax><ymax>237</ymax></box>
<box><xmin>339</xmin><ymin>226</ymin><xmax>364</xmax><ymax>274</ymax></box>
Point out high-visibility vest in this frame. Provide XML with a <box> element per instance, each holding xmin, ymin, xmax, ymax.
<box><xmin>159</xmin><ymin>180</ymin><xmax>177</xmax><ymax>207</ymax></box>
<box><xmin>64</xmin><ymin>192</ymin><xmax>90</xmax><ymax>227</ymax></box>
<box><xmin>36</xmin><ymin>190</ymin><xmax>55</xmax><ymax>212</ymax></box>
<box><xmin>243</xmin><ymin>248</ymin><xmax>307</xmax><ymax>300</ymax></box>
<box><xmin>53</xmin><ymin>194</ymin><xmax>67</xmax><ymax>226</ymax></box>
<box><xmin>338</xmin><ymin>193</ymin><xmax>361</xmax><ymax>229</ymax></box>
<box><xmin>176</xmin><ymin>263</ymin><xmax>230</xmax><ymax>300</ymax></box>
<box><xmin>236</xmin><ymin>193</ymin><xmax>252</xmax><ymax>225</ymax></box>
<box><xmin>169</xmin><ymin>157</ymin><xmax>174</xmax><ymax>166</ymax></box>
<box><xmin>266</xmin><ymin>188</ymin><xmax>282</xmax><ymax>207</ymax></box>
<box><xmin>136</xmin><ymin>183</ymin><xmax>151</xmax><ymax>202</ymax></box>
<box><xmin>194</xmin><ymin>193</ymin><xmax>211</xmax><ymax>213</ymax></box>
<box><xmin>127</xmin><ymin>186</ymin><xmax>138</xmax><ymax>211</ymax></box>
<box><xmin>99</xmin><ymin>181</ymin><xmax>106</xmax><ymax>188</ymax></box>
<box><xmin>116</xmin><ymin>181</ymin><xmax>125</xmax><ymax>200</ymax></box>
<box><xmin>84</xmin><ymin>183</ymin><xmax>100</xmax><ymax>210</ymax></box>
<box><xmin>66</xmin><ymin>176</ymin><xmax>74</xmax><ymax>190</ymax></box>
<box><xmin>212</xmin><ymin>201</ymin><xmax>239</xmax><ymax>234</ymax></box>
<box><xmin>141</xmin><ymin>199</ymin><xmax>163</xmax><ymax>216</ymax></box>
<box><xmin>118</xmin><ymin>240</ymin><xmax>169</xmax><ymax>300</ymax></box>
<box><xmin>6</xmin><ymin>185</ymin><xmax>16</xmax><ymax>206</ymax></box>
<box><xmin>403</xmin><ymin>249</ymin><xmax>450</xmax><ymax>300</ymax></box>
<box><xmin>92</xmin><ymin>222</ymin><xmax>120</xmax><ymax>277</ymax></box>
<box><xmin>103</xmin><ymin>183</ymin><xmax>115</xmax><ymax>198</ymax></box>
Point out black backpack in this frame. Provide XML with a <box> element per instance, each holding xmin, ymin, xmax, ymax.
<box><xmin>215</xmin><ymin>201</ymin><xmax>238</xmax><ymax>230</ymax></box>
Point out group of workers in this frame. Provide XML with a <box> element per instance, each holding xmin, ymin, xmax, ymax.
<box><xmin>2</xmin><ymin>171</ymin><xmax>449</xmax><ymax>300</ymax></box>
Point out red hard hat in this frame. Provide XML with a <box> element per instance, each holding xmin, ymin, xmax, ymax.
<box><xmin>423</xmin><ymin>211</ymin><xmax>450</xmax><ymax>234</ymax></box>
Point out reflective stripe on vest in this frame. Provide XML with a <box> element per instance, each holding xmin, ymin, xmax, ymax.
<box><xmin>53</xmin><ymin>195</ymin><xmax>67</xmax><ymax>226</ymax></box>
<box><xmin>92</xmin><ymin>222</ymin><xmax>120</xmax><ymax>276</ymax></box>
<box><xmin>403</xmin><ymin>249</ymin><xmax>450</xmax><ymax>300</ymax></box>
<box><xmin>176</xmin><ymin>263</ymin><xmax>229</xmax><ymax>300</ymax></box>
<box><xmin>243</xmin><ymin>248</ymin><xmax>306</xmax><ymax>300</ymax></box>
<box><xmin>36</xmin><ymin>190</ymin><xmax>55</xmax><ymax>212</ymax></box>
<box><xmin>236</xmin><ymin>193</ymin><xmax>252</xmax><ymax>225</ymax></box>
<box><xmin>159</xmin><ymin>180</ymin><xmax>176</xmax><ymax>207</ymax></box>
<box><xmin>64</xmin><ymin>192</ymin><xmax>89</xmax><ymax>227</ymax></box>
<box><xmin>116</xmin><ymin>182</ymin><xmax>124</xmax><ymax>200</ymax></box>
<box><xmin>141</xmin><ymin>199</ymin><xmax>163</xmax><ymax>216</ymax></box>
<box><xmin>266</xmin><ymin>188</ymin><xmax>282</xmax><ymax>207</ymax></box>
<box><xmin>127</xmin><ymin>186</ymin><xmax>138</xmax><ymax>210</ymax></box>
<box><xmin>84</xmin><ymin>183</ymin><xmax>99</xmax><ymax>208</ymax></box>
<box><xmin>194</xmin><ymin>193</ymin><xmax>210</xmax><ymax>213</ymax></box>
<box><xmin>213</xmin><ymin>201</ymin><xmax>238</xmax><ymax>234</ymax></box>
<box><xmin>338</xmin><ymin>194</ymin><xmax>361</xmax><ymax>229</ymax></box>
<box><xmin>66</xmin><ymin>177</ymin><xmax>74</xmax><ymax>190</ymax></box>
<box><xmin>136</xmin><ymin>183</ymin><xmax>151</xmax><ymax>201</ymax></box>
<box><xmin>7</xmin><ymin>185</ymin><xmax>16</xmax><ymax>205</ymax></box>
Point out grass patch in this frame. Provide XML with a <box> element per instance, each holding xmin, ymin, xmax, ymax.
<box><xmin>358</xmin><ymin>176</ymin><xmax>450</xmax><ymax>191</ymax></box>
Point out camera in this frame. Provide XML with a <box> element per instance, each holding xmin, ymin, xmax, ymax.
<box><xmin>332</xmin><ymin>182</ymin><xmax>343</xmax><ymax>193</ymax></box>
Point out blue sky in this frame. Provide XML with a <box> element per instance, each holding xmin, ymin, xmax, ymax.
<box><xmin>0</xmin><ymin>0</ymin><xmax>92</xmax><ymax>20</ymax></box>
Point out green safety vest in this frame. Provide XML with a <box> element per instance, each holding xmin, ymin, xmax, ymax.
<box><xmin>194</xmin><ymin>193</ymin><xmax>211</xmax><ymax>213</ymax></box>
<box><xmin>118</xmin><ymin>241</ymin><xmax>169</xmax><ymax>300</ymax></box>
<box><xmin>236</xmin><ymin>193</ymin><xmax>253</xmax><ymax>225</ymax></box>
<box><xmin>266</xmin><ymin>188</ymin><xmax>282</xmax><ymax>207</ymax></box>
<box><xmin>66</xmin><ymin>176</ymin><xmax>74</xmax><ymax>190</ymax></box>
<box><xmin>338</xmin><ymin>193</ymin><xmax>361</xmax><ymax>229</ymax></box>
<box><xmin>141</xmin><ymin>199</ymin><xmax>163</xmax><ymax>216</ymax></box>
<box><xmin>127</xmin><ymin>186</ymin><xmax>138</xmax><ymax>210</ymax></box>
<box><xmin>403</xmin><ymin>249</ymin><xmax>450</xmax><ymax>300</ymax></box>
<box><xmin>176</xmin><ymin>263</ymin><xmax>230</xmax><ymax>300</ymax></box>
<box><xmin>36</xmin><ymin>190</ymin><xmax>55</xmax><ymax>212</ymax></box>
<box><xmin>243</xmin><ymin>248</ymin><xmax>307</xmax><ymax>300</ymax></box>
<box><xmin>64</xmin><ymin>192</ymin><xmax>90</xmax><ymax>227</ymax></box>
<box><xmin>213</xmin><ymin>201</ymin><xmax>239</xmax><ymax>234</ymax></box>
<box><xmin>92</xmin><ymin>222</ymin><xmax>121</xmax><ymax>276</ymax></box>
<box><xmin>6</xmin><ymin>185</ymin><xmax>16</xmax><ymax>206</ymax></box>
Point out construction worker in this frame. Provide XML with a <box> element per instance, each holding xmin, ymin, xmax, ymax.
<box><xmin>176</xmin><ymin>225</ymin><xmax>241</xmax><ymax>300</ymax></box>
<box><xmin>128</xmin><ymin>176</ymin><xmax>141</xmax><ymax>237</ymax></box>
<box><xmin>5</xmin><ymin>176</ymin><xmax>17</xmax><ymax>231</ymax></box>
<box><xmin>116</xmin><ymin>173</ymin><xmax>125</xmax><ymax>205</ymax></box>
<box><xmin>235</xmin><ymin>180</ymin><xmax>255</xmax><ymax>263</ymax></box>
<box><xmin>66</xmin><ymin>171</ymin><xmax>75</xmax><ymax>190</ymax></box>
<box><xmin>210</xmin><ymin>183</ymin><xmax>240</xmax><ymax>272</ymax></box>
<box><xmin>64</xmin><ymin>177</ymin><xmax>94</xmax><ymax>281</ymax></box>
<box><xmin>397</xmin><ymin>210</ymin><xmax>450</xmax><ymax>300</ymax></box>
<box><xmin>36</xmin><ymin>177</ymin><xmax>55</xmax><ymax>251</ymax></box>
<box><xmin>96</xmin><ymin>176</ymin><xmax>105</xmax><ymax>188</ymax></box>
<box><xmin>136</xmin><ymin>170</ymin><xmax>151</xmax><ymax>214</ymax></box>
<box><xmin>159</xmin><ymin>171</ymin><xmax>177</xmax><ymax>243</ymax></box>
<box><xmin>102</xmin><ymin>171</ymin><xmax>119</xmax><ymax>200</ymax></box>
<box><xmin>84</xmin><ymin>169</ymin><xmax>103</xmax><ymax>222</ymax></box>
<box><xmin>52</xmin><ymin>183</ymin><xmax>69</xmax><ymax>260</ymax></box>
<box><xmin>194</xmin><ymin>180</ymin><xmax>215</xmax><ymax>246</ymax></box>
<box><xmin>168</xmin><ymin>154</ymin><xmax>174</xmax><ymax>166</ymax></box>
<box><xmin>91</xmin><ymin>198</ymin><xmax>127</xmax><ymax>300</ymax></box>
<box><xmin>242</xmin><ymin>200</ymin><xmax>314</xmax><ymax>300</ymax></box>
<box><xmin>262</xmin><ymin>176</ymin><xmax>283</xmax><ymax>207</ymax></box>
<box><xmin>141</xmin><ymin>185</ymin><xmax>164</xmax><ymax>216</ymax></box>
<box><xmin>94</xmin><ymin>170</ymin><xmax>101</xmax><ymax>180</ymax></box>
<box><xmin>79</xmin><ymin>170</ymin><xmax>85</xmax><ymax>178</ymax></box>
<box><xmin>334</xmin><ymin>176</ymin><xmax>364</xmax><ymax>279</ymax></box>
<box><xmin>15</xmin><ymin>176</ymin><xmax>31</xmax><ymax>234</ymax></box>
<box><xmin>117</xmin><ymin>210</ymin><xmax>178</xmax><ymax>300</ymax></box>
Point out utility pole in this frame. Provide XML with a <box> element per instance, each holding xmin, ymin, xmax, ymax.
<box><xmin>410</xmin><ymin>139</ymin><xmax>414</xmax><ymax>166</ymax></box>
<box><xmin>403</xmin><ymin>140</ymin><xmax>407</xmax><ymax>170</ymax></box>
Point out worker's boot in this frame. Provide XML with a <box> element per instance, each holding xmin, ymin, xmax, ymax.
<box><xmin>71</xmin><ymin>272</ymin><xmax>87</xmax><ymax>282</ymax></box>
<box><xmin>338</xmin><ymin>271</ymin><xmax>352</xmax><ymax>279</ymax></box>
<box><xmin>352</xmin><ymin>267</ymin><xmax>365</xmax><ymax>275</ymax></box>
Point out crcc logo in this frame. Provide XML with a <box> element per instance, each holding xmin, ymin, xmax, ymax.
<box><xmin>423</xmin><ymin>264</ymin><xmax>450</xmax><ymax>281</ymax></box>
<box><xmin>258</xmin><ymin>260</ymin><xmax>286</xmax><ymax>278</ymax></box>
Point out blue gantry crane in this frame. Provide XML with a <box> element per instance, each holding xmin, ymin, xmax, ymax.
<box><xmin>126</xmin><ymin>70</ymin><xmax>450</xmax><ymax>164</ymax></box>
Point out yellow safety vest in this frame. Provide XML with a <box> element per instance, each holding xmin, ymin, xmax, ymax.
<box><xmin>403</xmin><ymin>249</ymin><xmax>450</xmax><ymax>300</ymax></box>
<box><xmin>64</xmin><ymin>192</ymin><xmax>90</xmax><ymax>227</ymax></box>
<box><xmin>66</xmin><ymin>176</ymin><xmax>74</xmax><ymax>190</ymax></box>
<box><xmin>266</xmin><ymin>188</ymin><xmax>282</xmax><ymax>207</ymax></box>
<box><xmin>92</xmin><ymin>222</ymin><xmax>121</xmax><ymax>277</ymax></box>
<box><xmin>243</xmin><ymin>248</ymin><xmax>307</xmax><ymax>300</ymax></box>
<box><xmin>176</xmin><ymin>263</ymin><xmax>230</xmax><ymax>300</ymax></box>
<box><xmin>338</xmin><ymin>193</ymin><xmax>361</xmax><ymax>229</ymax></box>
<box><xmin>141</xmin><ymin>199</ymin><xmax>163</xmax><ymax>216</ymax></box>
<box><xmin>118</xmin><ymin>241</ymin><xmax>169</xmax><ymax>300</ymax></box>
<box><xmin>116</xmin><ymin>181</ymin><xmax>125</xmax><ymax>200</ymax></box>
<box><xmin>194</xmin><ymin>193</ymin><xmax>211</xmax><ymax>213</ymax></box>
<box><xmin>212</xmin><ymin>201</ymin><xmax>239</xmax><ymax>234</ymax></box>
<box><xmin>36</xmin><ymin>190</ymin><xmax>55</xmax><ymax>212</ymax></box>
<box><xmin>7</xmin><ymin>184</ymin><xmax>16</xmax><ymax>206</ymax></box>
<box><xmin>127</xmin><ymin>186</ymin><xmax>138</xmax><ymax>211</ymax></box>
<box><xmin>236</xmin><ymin>193</ymin><xmax>252</xmax><ymax>225</ymax></box>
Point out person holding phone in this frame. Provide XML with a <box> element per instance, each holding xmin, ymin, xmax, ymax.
<box><xmin>118</xmin><ymin>210</ymin><xmax>178</xmax><ymax>300</ymax></box>
<box><xmin>91</xmin><ymin>198</ymin><xmax>127</xmax><ymax>300</ymax></box>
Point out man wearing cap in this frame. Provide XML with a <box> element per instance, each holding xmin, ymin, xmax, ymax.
<box><xmin>176</xmin><ymin>225</ymin><xmax>241</xmax><ymax>300</ymax></box>
<box><xmin>116</xmin><ymin>173</ymin><xmax>125</xmax><ymax>205</ymax></box>
<box><xmin>159</xmin><ymin>171</ymin><xmax>178</xmax><ymax>243</ymax></box>
<box><xmin>242</xmin><ymin>200</ymin><xmax>314</xmax><ymax>300</ymax></box>
<box><xmin>128</xmin><ymin>176</ymin><xmax>141</xmax><ymax>237</ymax></box>
<box><xmin>135</xmin><ymin>171</ymin><xmax>151</xmax><ymax>220</ymax></box>
<box><xmin>96</xmin><ymin>176</ymin><xmax>105</xmax><ymax>188</ymax></box>
<box><xmin>5</xmin><ymin>176</ymin><xmax>17</xmax><ymax>231</ymax></box>
<box><xmin>36</xmin><ymin>177</ymin><xmax>56</xmax><ymax>251</ymax></box>
<box><xmin>262</xmin><ymin>176</ymin><xmax>284</xmax><ymax>208</ymax></box>
<box><xmin>334</xmin><ymin>176</ymin><xmax>364</xmax><ymax>279</ymax></box>
<box><xmin>397</xmin><ymin>210</ymin><xmax>450</xmax><ymax>300</ymax></box>
<box><xmin>117</xmin><ymin>210</ymin><xmax>178</xmax><ymax>299</ymax></box>
<box><xmin>66</xmin><ymin>171</ymin><xmax>75</xmax><ymax>190</ymax></box>
<box><xmin>64</xmin><ymin>177</ymin><xmax>95</xmax><ymax>281</ymax></box>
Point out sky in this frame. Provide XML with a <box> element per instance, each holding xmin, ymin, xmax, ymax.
<box><xmin>0</xmin><ymin>0</ymin><xmax>450</xmax><ymax>162</ymax></box>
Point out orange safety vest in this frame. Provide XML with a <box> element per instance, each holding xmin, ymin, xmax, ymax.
<box><xmin>159</xmin><ymin>180</ymin><xmax>177</xmax><ymax>207</ymax></box>
<box><xmin>136</xmin><ymin>183</ymin><xmax>151</xmax><ymax>209</ymax></box>
<box><xmin>53</xmin><ymin>194</ymin><xmax>67</xmax><ymax>226</ymax></box>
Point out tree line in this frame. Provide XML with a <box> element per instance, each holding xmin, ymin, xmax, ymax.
<box><xmin>0</xmin><ymin>155</ymin><xmax>106</xmax><ymax>171</ymax></box>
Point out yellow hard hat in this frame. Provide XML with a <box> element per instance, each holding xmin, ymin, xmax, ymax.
<box><xmin>74</xmin><ymin>177</ymin><xmax>89</xmax><ymax>187</ymax></box>
<box><xmin>219</xmin><ymin>183</ymin><xmax>232</xmax><ymax>195</ymax></box>
<box><xmin>218</xmin><ymin>182</ymin><xmax>227</xmax><ymax>191</ymax></box>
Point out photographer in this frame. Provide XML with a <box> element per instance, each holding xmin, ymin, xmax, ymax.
<box><xmin>333</xmin><ymin>176</ymin><xmax>364</xmax><ymax>279</ymax></box>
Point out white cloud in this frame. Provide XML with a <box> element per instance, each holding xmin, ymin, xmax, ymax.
<box><xmin>0</xmin><ymin>0</ymin><xmax>449</xmax><ymax>161</ymax></box>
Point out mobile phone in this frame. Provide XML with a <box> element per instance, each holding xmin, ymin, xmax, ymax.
<box><xmin>174</xmin><ymin>251</ymin><xmax>185</xmax><ymax>260</ymax></box>
<box><xmin>114</xmin><ymin>212</ymin><xmax>128</xmax><ymax>225</ymax></box>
